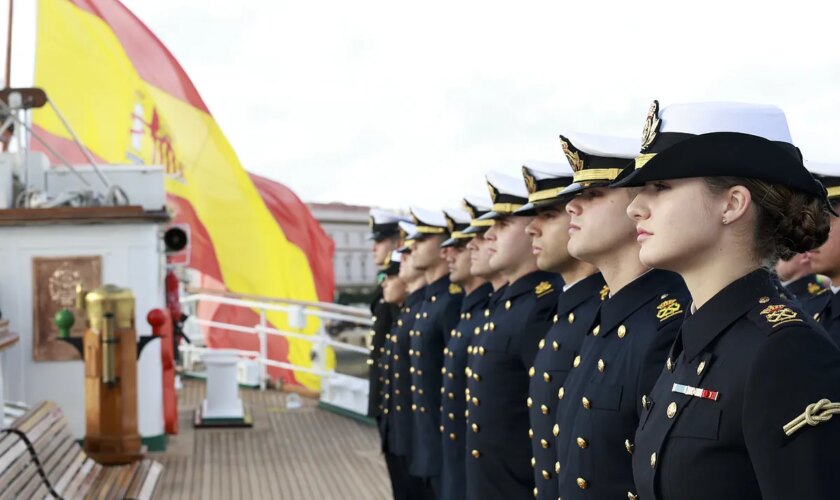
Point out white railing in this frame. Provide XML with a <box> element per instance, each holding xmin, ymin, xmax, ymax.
<box><xmin>179</xmin><ymin>293</ymin><xmax>372</xmax><ymax>392</ymax></box>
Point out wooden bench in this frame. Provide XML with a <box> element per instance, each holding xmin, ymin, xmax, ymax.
<box><xmin>0</xmin><ymin>401</ymin><xmax>162</xmax><ymax>499</ymax></box>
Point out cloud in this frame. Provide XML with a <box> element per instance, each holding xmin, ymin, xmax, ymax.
<box><xmin>7</xmin><ymin>0</ymin><xmax>840</xmax><ymax>211</ymax></box>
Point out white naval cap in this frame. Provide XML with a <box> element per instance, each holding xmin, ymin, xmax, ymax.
<box><xmin>612</xmin><ymin>100</ymin><xmax>826</xmax><ymax>203</ymax></box>
<box><xmin>406</xmin><ymin>207</ymin><xmax>449</xmax><ymax>240</ymax></box>
<box><xmin>368</xmin><ymin>208</ymin><xmax>410</xmax><ymax>241</ymax></box>
<box><xmin>807</xmin><ymin>161</ymin><xmax>840</xmax><ymax>201</ymax></box>
<box><xmin>440</xmin><ymin>208</ymin><xmax>473</xmax><ymax>248</ymax></box>
<box><xmin>477</xmin><ymin>170</ymin><xmax>530</xmax><ymax>220</ymax></box>
<box><xmin>515</xmin><ymin>160</ymin><xmax>576</xmax><ymax>214</ymax></box>
<box><xmin>650</xmin><ymin>101</ymin><xmax>793</xmax><ymax>144</ymax></box>
<box><xmin>461</xmin><ymin>193</ymin><xmax>495</xmax><ymax>235</ymax></box>
<box><xmin>397</xmin><ymin>221</ymin><xmax>417</xmax><ymax>252</ymax></box>
<box><xmin>556</xmin><ymin>132</ymin><xmax>639</xmax><ymax>196</ymax></box>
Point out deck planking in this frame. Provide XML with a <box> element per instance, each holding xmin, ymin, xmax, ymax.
<box><xmin>150</xmin><ymin>379</ymin><xmax>391</xmax><ymax>500</ymax></box>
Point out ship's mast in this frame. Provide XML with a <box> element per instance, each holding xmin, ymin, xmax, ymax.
<box><xmin>4</xmin><ymin>0</ymin><xmax>11</xmax><ymax>88</ymax></box>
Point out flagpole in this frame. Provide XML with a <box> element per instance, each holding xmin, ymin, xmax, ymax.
<box><xmin>4</xmin><ymin>0</ymin><xmax>11</xmax><ymax>88</ymax></box>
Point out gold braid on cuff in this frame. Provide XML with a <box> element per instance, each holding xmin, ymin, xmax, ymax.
<box><xmin>783</xmin><ymin>399</ymin><xmax>840</xmax><ymax>437</ymax></box>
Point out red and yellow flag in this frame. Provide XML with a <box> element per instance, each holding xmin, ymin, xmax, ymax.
<box><xmin>31</xmin><ymin>0</ymin><xmax>335</xmax><ymax>390</ymax></box>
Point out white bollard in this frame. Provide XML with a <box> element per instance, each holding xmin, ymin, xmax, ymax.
<box><xmin>201</xmin><ymin>349</ymin><xmax>244</xmax><ymax>419</ymax></box>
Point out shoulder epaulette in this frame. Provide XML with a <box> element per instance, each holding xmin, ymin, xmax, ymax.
<box><xmin>758</xmin><ymin>303</ymin><xmax>803</xmax><ymax>329</ymax></box>
<box><xmin>745</xmin><ymin>297</ymin><xmax>807</xmax><ymax>335</ymax></box>
<box><xmin>449</xmin><ymin>283</ymin><xmax>463</xmax><ymax>295</ymax></box>
<box><xmin>655</xmin><ymin>296</ymin><xmax>684</xmax><ymax>322</ymax></box>
<box><xmin>535</xmin><ymin>281</ymin><xmax>553</xmax><ymax>298</ymax></box>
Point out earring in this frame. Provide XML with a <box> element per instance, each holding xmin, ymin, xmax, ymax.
<box><xmin>722</xmin><ymin>218</ymin><xmax>729</xmax><ymax>225</ymax></box>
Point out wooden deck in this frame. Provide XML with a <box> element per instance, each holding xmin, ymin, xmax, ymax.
<box><xmin>149</xmin><ymin>379</ymin><xmax>391</xmax><ymax>500</ymax></box>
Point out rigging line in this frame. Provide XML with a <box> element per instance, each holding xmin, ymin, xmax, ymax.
<box><xmin>0</xmin><ymin>97</ymin><xmax>93</xmax><ymax>188</ymax></box>
<box><xmin>47</xmin><ymin>98</ymin><xmax>111</xmax><ymax>189</ymax></box>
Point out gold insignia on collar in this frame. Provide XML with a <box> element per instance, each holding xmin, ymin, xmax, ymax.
<box><xmin>449</xmin><ymin>283</ymin><xmax>463</xmax><ymax>295</ymax></box>
<box><xmin>599</xmin><ymin>285</ymin><xmax>610</xmax><ymax>301</ymax></box>
<box><xmin>560</xmin><ymin>136</ymin><xmax>585</xmax><ymax>172</ymax></box>
<box><xmin>656</xmin><ymin>299</ymin><xmax>683</xmax><ymax>322</ymax></box>
<box><xmin>535</xmin><ymin>281</ymin><xmax>553</xmax><ymax>297</ymax></box>
<box><xmin>641</xmin><ymin>100</ymin><xmax>661</xmax><ymax>152</ymax></box>
<box><xmin>807</xmin><ymin>282</ymin><xmax>823</xmax><ymax>296</ymax></box>
<box><xmin>523</xmin><ymin>167</ymin><xmax>537</xmax><ymax>194</ymax></box>
<box><xmin>487</xmin><ymin>181</ymin><xmax>499</xmax><ymax>203</ymax></box>
<box><xmin>760</xmin><ymin>304</ymin><xmax>801</xmax><ymax>326</ymax></box>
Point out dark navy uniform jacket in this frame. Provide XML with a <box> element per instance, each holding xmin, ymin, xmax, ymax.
<box><xmin>553</xmin><ymin>269</ymin><xmax>689</xmax><ymax>499</ymax></box>
<box><xmin>464</xmin><ymin>270</ymin><xmax>562</xmax><ymax>500</ymax></box>
<box><xmin>380</xmin><ymin>287</ymin><xmax>426</xmax><ymax>458</ymax></box>
<box><xmin>783</xmin><ymin>273</ymin><xmax>827</xmax><ymax>303</ymax></box>
<box><xmin>409</xmin><ymin>275</ymin><xmax>464</xmax><ymax>478</ymax></box>
<box><xmin>633</xmin><ymin>269</ymin><xmax>840</xmax><ymax>500</ymax></box>
<box><xmin>439</xmin><ymin>282</ymin><xmax>494</xmax><ymax>500</ymax></box>
<box><xmin>528</xmin><ymin>273</ymin><xmax>606</xmax><ymax>500</ymax></box>
<box><xmin>802</xmin><ymin>286</ymin><xmax>840</xmax><ymax>347</ymax></box>
<box><xmin>370</xmin><ymin>286</ymin><xmax>399</xmax><ymax>418</ymax></box>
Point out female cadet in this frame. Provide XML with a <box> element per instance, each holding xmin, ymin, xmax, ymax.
<box><xmin>618</xmin><ymin>101</ymin><xmax>840</xmax><ymax>500</ymax></box>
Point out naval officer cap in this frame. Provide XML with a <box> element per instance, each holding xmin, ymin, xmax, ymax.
<box><xmin>397</xmin><ymin>221</ymin><xmax>417</xmax><ymax>253</ymax></box>
<box><xmin>440</xmin><ymin>208</ymin><xmax>473</xmax><ymax>248</ymax></box>
<box><xmin>461</xmin><ymin>193</ymin><xmax>494</xmax><ymax>235</ymax></box>
<box><xmin>405</xmin><ymin>207</ymin><xmax>449</xmax><ymax>241</ymax></box>
<box><xmin>556</xmin><ymin>132</ymin><xmax>639</xmax><ymax>197</ymax></box>
<box><xmin>612</xmin><ymin>100</ymin><xmax>828</xmax><ymax>204</ymax></box>
<box><xmin>368</xmin><ymin>208</ymin><xmax>410</xmax><ymax>241</ymax></box>
<box><xmin>514</xmin><ymin>160</ymin><xmax>575</xmax><ymax>215</ymax></box>
<box><xmin>807</xmin><ymin>161</ymin><xmax>840</xmax><ymax>206</ymax></box>
<box><xmin>476</xmin><ymin>171</ymin><xmax>529</xmax><ymax>221</ymax></box>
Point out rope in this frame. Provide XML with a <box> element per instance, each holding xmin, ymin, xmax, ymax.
<box><xmin>783</xmin><ymin>398</ymin><xmax>840</xmax><ymax>437</ymax></box>
<box><xmin>0</xmin><ymin>428</ymin><xmax>64</xmax><ymax>499</ymax></box>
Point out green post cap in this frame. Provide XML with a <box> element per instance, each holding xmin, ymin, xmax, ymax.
<box><xmin>54</xmin><ymin>309</ymin><xmax>75</xmax><ymax>339</ymax></box>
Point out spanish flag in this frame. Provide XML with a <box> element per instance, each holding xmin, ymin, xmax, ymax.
<box><xmin>31</xmin><ymin>0</ymin><xmax>336</xmax><ymax>390</ymax></box>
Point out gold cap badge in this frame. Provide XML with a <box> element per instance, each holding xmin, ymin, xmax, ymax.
<box><xmin>641</xmin><ymin>100</ymin><xmax>661</xmax><ymax>152</ymax></box>
<box><xmin>560</xmin><ymin>135</ymin><xmax>585</xmax><ymax>172</ymax></box>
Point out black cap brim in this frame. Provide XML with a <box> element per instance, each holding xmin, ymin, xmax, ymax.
<box><xmin>462</xmin><ymin>225</ymin><xmax>489</xmax><ymax>235</ymax></box>
<box><xmin>613</xmin><ymin>133</ymin><xmax>815</xmax><ymax>192</ymax></box>
<box><xmin>515</xmin><ymin>196</ymin><xmax>571</xmax><ymax>216</ymax></box>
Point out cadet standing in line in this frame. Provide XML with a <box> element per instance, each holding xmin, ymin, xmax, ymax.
<box><xmin>775</xmin><ymin>252</ymin><xmax>827</xmax><ymax>303</ymax></box>
<box><xmin>463</xmin><ymin>193</ymin><xmax>510</xmax><ymax>303</ymax></box>
<box><xmin>380</xmin><ymin>225</ymin><xmax>428</xmax><ymax>500</ymax></box>
<box><xmin>368</xmin><ymin>209</ymin><xmax>410</xmax><ymax>420</ymax></box>
<box><xmin>551</xmin><ymin>131</ymin><xmax>690</xmax><ymax>499</ymax></box>
<box><xmin>464</xmin><ymin>171</ymin><xmax>562</xmax><ymax>500</ymax></box>
<box><xmin>515</xmin><ymin>160</ymin><xmax>604</xmax><ymax>500</ymax></box>
<box><xmin>621</xmin><ymin>101</ymin><xmax>840</xmax><ymax>500</ymax></box>
<box><xmin>802</xmin><ymin>162</ymin><xmax>840</xmax><ymax>345</ymax></box>
<box><xmin>405</xmin><ymin>208</ymin><xmax>464</xmax><ymax>498</ymax></box>
<box><xmin>438</xmin><ymin>207</ymin><xmax>493</xmax><ymax>500</ymax></box>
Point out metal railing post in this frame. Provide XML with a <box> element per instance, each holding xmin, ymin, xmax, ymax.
<box><xmin>258</xmin><ymin>309</ymin><xmax>268</xmax><ymax>391</ymax></box>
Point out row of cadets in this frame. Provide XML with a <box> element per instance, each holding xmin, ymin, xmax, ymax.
<box><xmin>550</xmin><ymin>131</ymin><xmax>691</xmax><ymax>498</ymax></box>
<box><xmin>404</xmin><ymin>208</ymin><xmax>464</xmax><ymax>497</ymax></box>
<box><xmin>368</xmin><ymin>209</ymin><xmax>410</xmax><ymax>420</ymax></box>
<box><xmin>615</xmin><ymin>101</ymin><xmax>840</xmax><ymax>499</ymax></box>
<box><xmin>801</xmin><ymin>162</ymin><xmax>840</xmax><ymax>346</ymax></box>
<box><xmin>515</xmin><ymin>159</ymin><xmax>605</xmax><ymax>500</ymax></box>
<box><xmin>464</xmin><ymin>171</ymin><xmax>563</xmax><ymax>500</ymax></box>
<box><xmin>379</xmin><ymin>222</ymin><xmax>429</xmax><ymax>500</ymax></box>
<box><xmin>437</xmin><ymin>199</ymin><xmax>495</xmax><ymax>500</ymax></box>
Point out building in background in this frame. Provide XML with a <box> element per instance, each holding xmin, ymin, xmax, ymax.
<box><xmin>308</xmin><ymin>202</ymin><xmax>377</xmax><ymax>304</ymax></box>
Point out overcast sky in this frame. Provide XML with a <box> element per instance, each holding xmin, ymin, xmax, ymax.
<box><xmin>5</xmin><ymin>0</ymin><xmax>840</xmax><ymax>211</ymax></box>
